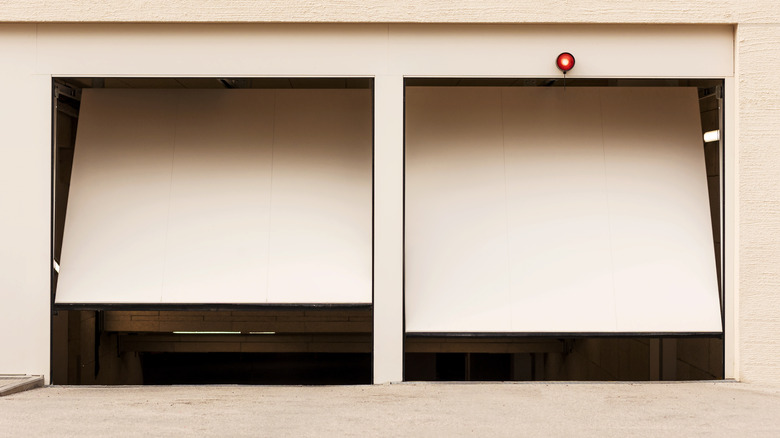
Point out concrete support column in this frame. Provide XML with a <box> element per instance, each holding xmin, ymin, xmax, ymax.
<box><xmin>373</xmin><ymin>75</ymin><xmax>404</xmax><ymax>383</ymax></box>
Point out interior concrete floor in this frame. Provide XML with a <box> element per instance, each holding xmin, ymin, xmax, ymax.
<box><xmin>1</xmin><ymin>382</ymin><xmax>779</xmax><ymax>437</ymax></box>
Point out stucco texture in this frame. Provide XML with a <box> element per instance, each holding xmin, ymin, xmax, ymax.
<box><xmin>737</xmin><ymin>23</ymin><xmax>780</xmax><ymax>384</ymax></box>
<box><xmin>0</xmin><ymin>1</ymin><xmax>750</xmax><ymax>23</ymax></box>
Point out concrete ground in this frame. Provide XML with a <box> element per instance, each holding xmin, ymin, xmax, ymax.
<box><xmin>0</xmin><ymin>375</ymin><xmax>43</xmax><ymax>397</ymax></box>
<box><xmin>1</xmin><ymin>382</ymin><xmax>779</xmax><ymax>437</ymax></box>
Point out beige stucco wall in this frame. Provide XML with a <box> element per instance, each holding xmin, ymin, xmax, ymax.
<box><xmin>736</xmin><ymin>23</ymin><xmax>780</xmax><ymax>384</ymax></box>
<box><xmin>1</xmin><ymin>1</ymin><xmax>779</xmax><ymax>386</ymax></box>
<box><xmin>0</xmin><ymin>1</ymin><xmax>755</xmax><ymax>23</ymax></box>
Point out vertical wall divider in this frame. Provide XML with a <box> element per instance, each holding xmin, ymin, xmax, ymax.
<box><xmin>373</xmin><ymin>75</ymin><xmax>405</xmax><ymax>383</ymax></box>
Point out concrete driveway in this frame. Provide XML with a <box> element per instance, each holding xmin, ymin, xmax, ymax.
<box><xmin>1</xmin><ymin>382</ymin><xmax>779</xmax><ymax>437</ymax></box>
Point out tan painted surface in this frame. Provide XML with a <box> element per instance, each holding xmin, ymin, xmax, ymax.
<box><xmin>373</xmin><ymin>75</ymin><xmax>405</xmax><ymax>383</ymax></box>
<box><xmin>0</xmin><ymin>24</ymin><xmax>50</xmax><ymax>379</ymax></box>
<box><xmin>0</xmin><ymin>15</ymin><xmax>777</xmax><ymax>385</ymax></box>
<box><xmin>736</xmin><ymin>24</ymin><xmax>780</xmax><ymax>385</ymax></box>
<box><xmin>0</xmin><ymin>1</ymin><xmax>758</xmax><ymax>23</ymax></box>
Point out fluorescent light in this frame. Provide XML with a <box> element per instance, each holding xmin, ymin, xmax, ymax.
<box><xmin>172</xmin><ymin>331</ymin><xmax>275</xmax><ymax>335</ymax></box>
<box><xmin>53</xmin><ymin>260</ymin><xmax>60</xmax><ymax>273</ymax></box>
<box><xmin>703</xmin><ymin>130</ymin><xmax>720</xmax><ymax>143</ymax></box>
<box><xmin>173</xmin><ymin>331</ymin><xmax>241</xmax><ymax>335</ymax></box>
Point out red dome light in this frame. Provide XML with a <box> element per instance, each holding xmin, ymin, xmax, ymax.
<box><xmin>556</xmin><ymin>52</ymin><xmax>575</xmax><ymax>73</ymax></box>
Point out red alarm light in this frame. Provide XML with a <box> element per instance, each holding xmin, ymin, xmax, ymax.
<box><xmin>556</xmin><ymin>52</ymin><xmax>575</xmax><ymax>73</ymax></box>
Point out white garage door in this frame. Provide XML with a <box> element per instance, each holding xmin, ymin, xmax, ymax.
<box><xmin>405</xmin><ymin>86</ymin><xmax>722</xmax><ymax>333</ymax></box>
<box><xmin>56</xmin><ymin>88</ymin><xmax>373</xmax><ymax>304</ymax></box>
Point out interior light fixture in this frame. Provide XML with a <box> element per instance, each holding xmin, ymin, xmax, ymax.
<box><xmin>703</xmin><ymin>130</ymin><xmax>720</xmax><ymax>143</ymax></box>
<box><xmin>173</xmin><ymin>331</ymin><xmax>242</xmax><ymax>335</ymax></box>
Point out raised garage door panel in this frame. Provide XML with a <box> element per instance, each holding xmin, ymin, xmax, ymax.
<box><xmin>267</xmin><ymin>90</ymin><xmax>373</xmax><ymax>303</ymax></box>
<box><xmin>56</xmin><ymin>90</ymin><xmax>177</xmax><ymax>303</ymax></box>
<box><xmin>404</xmin><ymin>86</ymin><xmax>722</xmax><ymax>333</ymax></box>
<box><xmin>599</xmin><ymin>88</ymin><xmax>721</xmax><ymax>332</ymax></box>
<box><xmin>404</xmin><ymin>88</ymin><xmax>512</xmax><ymax>332</ymax></box>
<box><xmin>161</xmin><ymin>90</ymin><xmax>275</xmax><ymax>303</ymax></box>
<box><xmin>502</xmin><ymin>87</ymin><xmax>616</xmax><ymax>333</ymax></box>
<box><xmin>56</xmin><ymin>89</ymin><xmax>372</xmax><ymax>305</ymax></box>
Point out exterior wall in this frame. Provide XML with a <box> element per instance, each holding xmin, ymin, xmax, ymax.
<box><xmin>0</xmin><ymin>4</ymin><xmax>778</xmax><ymax>385</ymax></box>
<box><xmin>0</xmin><ymin>1</ymin><xmax>751</xmax><ymax>23</ymax></box>
<box><xmin>0</xmin><ymin>24</ymin><xmax>51</xmax><ymax>379</ymax></box>
<box><xmin>737</xmin><ymin>24</ymin><xmax>780</xmax><ymax>384</ymax></box>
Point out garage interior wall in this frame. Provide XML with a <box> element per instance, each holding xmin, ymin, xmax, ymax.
<box><xmin>0</xmin><ymin>23</ymin><xmax>742</xmax><ymax>384</ymax></box>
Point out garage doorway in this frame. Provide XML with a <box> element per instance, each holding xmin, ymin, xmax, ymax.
<box><xmin>51</xmin><ymin>77</ymin><xmax>374</xmax><ymax>385</ymax></box>
<box><xmin>403</xmin><ymin>78</ymin><xmax>725</xmax><ymax>381</ymax></box>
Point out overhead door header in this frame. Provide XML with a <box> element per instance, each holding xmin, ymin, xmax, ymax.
<box><xmin>35</xmin><ymin>24</ymin><xmax>733</xmax><ymax>79</ymax></box>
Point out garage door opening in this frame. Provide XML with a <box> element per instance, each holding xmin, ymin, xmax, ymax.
<box><xmin>403</xmin><ymin>78</ymin><xmax>725</xmax><ymax>381</ymax></box>
<box><xmin>52</xmin><ymin>308</ymin><xmax>372</xmax><ymax>385</ymax></box>
<box><xmin>50</xmin><ymin>77</ymin><xmax>374</xmax><ymax>385</ymax></box>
